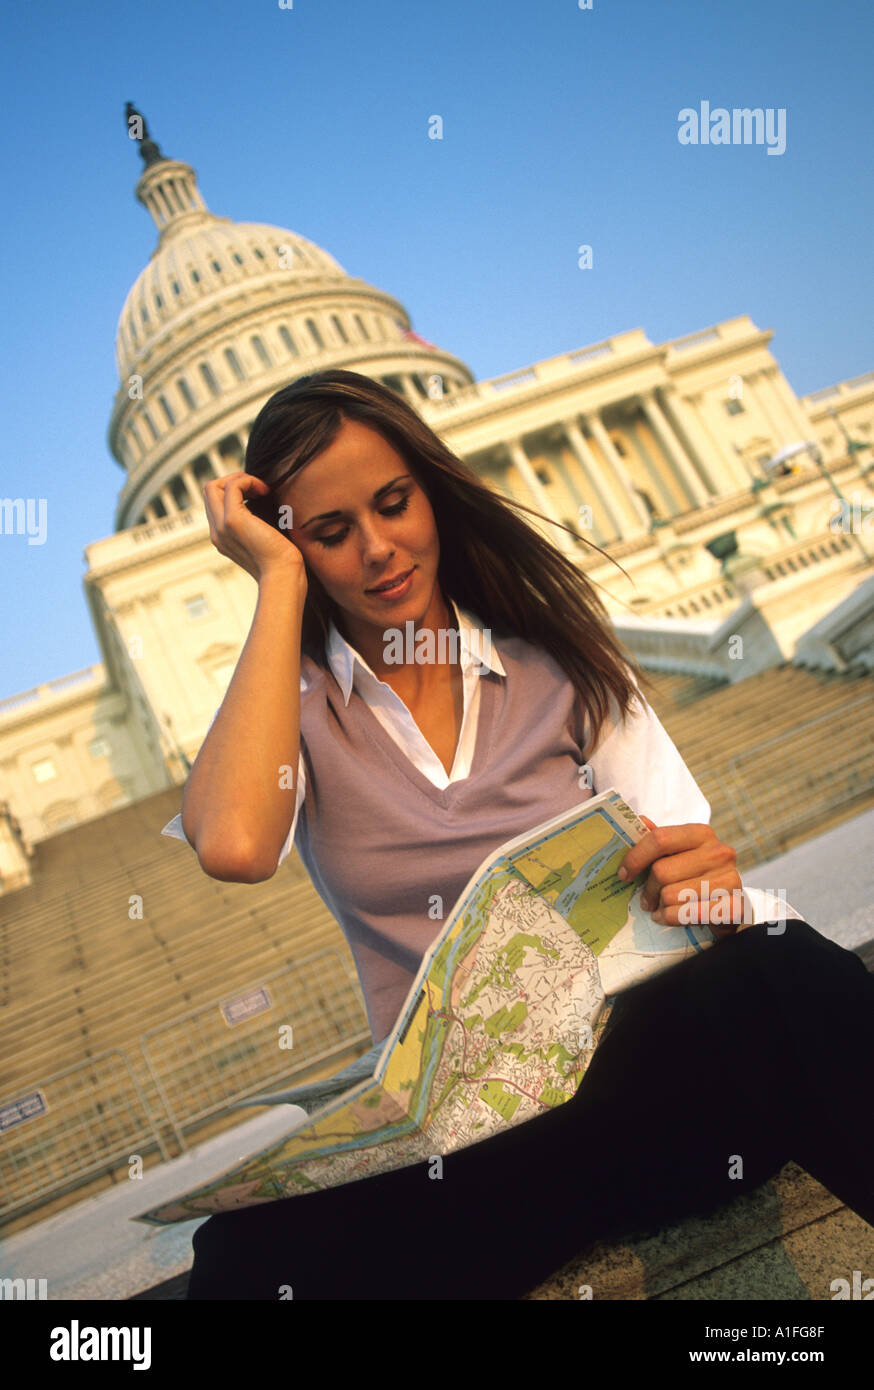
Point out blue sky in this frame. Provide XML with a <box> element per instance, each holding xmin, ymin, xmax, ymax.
<box><xmin>1</xmin><ymin>0</ymin><xmax>872</xmax><ymax>696</ymax></box>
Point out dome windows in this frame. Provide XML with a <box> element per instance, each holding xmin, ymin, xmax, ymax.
<box><xmin>253</xmin><ymin>247</ymin><xmax>266</xmax><ymax>261</ymax></box>
<box><xmin>306</xmin><ymin>318</ymin><xmax>324</xmax><ymax>350</ymax></box>
<box><xmin>353</xmin><ymin>314</ymin><xmax>370</xmax><ymax>341</ymax></box>
<box><xmin>251</xmin><ymin>335</ymin><xmax>272</xmax><ymax>367</ymax></box>
<box><xmin>330</xmin><ymin>314</ymin><xmax>349</xmax><ymax>344</ymax></box>
<box><xmin>200</xmin><ymin>362</ymin><xmax>220</xmax><ymax>396</ymax></box>
<box><xmin>211</xmin><ymin>260</ymin><xmax>222</xmax><ymax>274</ymax></box>
<box><xmin>159</xmin><ymin>395</ymin><xmax>175</xmax><ymax>427</ymax></box>
<box><xmin>171</xmin><ymin>279</ymin><xmax>181</xmax><ymax>296</ymax></box>
<box><xmin>224</xmin><ymin>348</ymin><xmax>245</xmax><ymax>382</ymax></box>
<box><xmin>278</xmin><ymin>325</ymin><xmax>298</xmax><ymax>357</ymax></box>
<box><xmin>177</xmin><ymin>377</ymin><xmax>196</xmax><ymax>411</ymax></box>
<box><xmin>191</xmin><ymin>269</ymin><xmax>201</xmax><ymax>285</ymax></box>
<box><xmin>232</xmin><ymin>252</ymin><xmax>244</xmax><ymax>266</ymax></box>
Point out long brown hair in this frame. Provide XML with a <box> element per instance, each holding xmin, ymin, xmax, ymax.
<box><xmin>244</xmin><ymin>369</ymin><xmax>655</xmax><ymax>758</ymax></box>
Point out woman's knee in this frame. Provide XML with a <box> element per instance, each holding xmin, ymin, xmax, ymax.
<box><xmin>728</xmin><ymin>917</ymin><xmax>867</xmax><ymax>984</ymax></box>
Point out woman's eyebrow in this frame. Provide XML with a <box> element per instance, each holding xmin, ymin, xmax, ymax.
<box><xmin>298</xmin><ymin>474</ymin><xmax>412</xmax><ymax>528</ymax></box>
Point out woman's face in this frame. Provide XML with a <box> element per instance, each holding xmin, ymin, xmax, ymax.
<box><xmin>274</xmin><ymin>416</ymin><xmax>444</xmax><ymax>661</ymax></box>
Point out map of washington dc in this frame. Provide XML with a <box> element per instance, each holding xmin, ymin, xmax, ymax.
<box><xmin>137</xmin><ymin>789</ymin><xmax>714</xmax><ymax>1225</ymax></box>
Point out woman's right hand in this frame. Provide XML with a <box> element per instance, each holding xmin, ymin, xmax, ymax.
<box><xmin>202</xmin><ymin>473</ymin><xmax>307</xmax><ymax>587</ymax></box>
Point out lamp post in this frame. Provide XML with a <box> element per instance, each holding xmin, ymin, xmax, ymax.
<box><xmin>813</xmin><ymin>443</ymin><xmax>873</xmax><ymax>565</ymax></box>
<box><xmin>827</xmin><ymin>405</ymin><xmax>873</xmax><ymax>474</ymax></box>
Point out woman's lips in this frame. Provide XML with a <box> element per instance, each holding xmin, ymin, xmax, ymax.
<box><xmin>366</xmin><ymin>567</ymin><xmax>415</xmax><ymax>599</ymax></box>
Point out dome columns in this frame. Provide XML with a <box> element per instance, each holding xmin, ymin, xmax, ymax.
<box><xmin>135</xmin><ymin>159</ymin><xmax>211</xmax><ymax>242</ymax></box>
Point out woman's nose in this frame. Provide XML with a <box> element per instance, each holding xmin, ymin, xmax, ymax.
<box><xmin>359</xmin><ymin>525</ymin><xmax>394</xmax><ymax>565</ymax></box>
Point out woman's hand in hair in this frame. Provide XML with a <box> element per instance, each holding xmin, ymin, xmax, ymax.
<box><xmin>618</xmin><ymin>814</ymin><xmax>752</xmax><ymax>938</ymax></box>
<box><xmin>202</xmin><ymin>473</ymin><xmax>307</xmax><ymax>587</ymax></box>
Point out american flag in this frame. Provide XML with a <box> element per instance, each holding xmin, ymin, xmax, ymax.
<box><xmin>401</xmin><ymin>327</ymin><xmax>438</xmax><ymax>350</ymax></box>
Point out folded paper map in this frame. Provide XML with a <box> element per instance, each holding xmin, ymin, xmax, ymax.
<box><xmin>135</xmin><ymin>787</ymin><xmax>715</xmax><ymax>1224</ymax></box>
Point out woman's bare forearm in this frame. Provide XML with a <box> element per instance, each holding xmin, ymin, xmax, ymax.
<box><xmin>180</xmin><ymin>565</ymin><xmax>308</xmax><ymax>880</ymax></box>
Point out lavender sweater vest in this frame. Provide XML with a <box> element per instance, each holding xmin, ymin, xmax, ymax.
<box><xmin>296</xmin><ymin>631</ymin><xmax>597</xmax><ymax>1046</ymax></box>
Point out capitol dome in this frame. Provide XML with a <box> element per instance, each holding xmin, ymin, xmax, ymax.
<box><xmin>116</xmin><ymin>215</ymin><xmax>349</xmax><ymax>382</ymax></box>
<box><xmin>108</xmin><ymin>106</ymin><xmax>474</xmax><ymax>532</ymax></box>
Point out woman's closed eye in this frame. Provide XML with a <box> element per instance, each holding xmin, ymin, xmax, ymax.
<box><xmin>316</xmin><ymin>495</ymin><xmax>411</xmax><ymax>548</ymax></box>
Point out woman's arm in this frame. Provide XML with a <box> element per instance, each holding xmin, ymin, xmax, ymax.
<box><xmin>179</xmin><ymin>470</ymin><xmax>310</xmax><ymax>882</ymax></box>
<box><xmin>588</xmin><ymin>677</ymin><xmax>805</xmax><ymax>931</ymax></box>
<box><xmin>181</xmin><ymin>566</ymin><xmax>308</xmax><ymax>882</ymax></box>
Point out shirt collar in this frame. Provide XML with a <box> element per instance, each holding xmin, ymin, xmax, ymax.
<box><xmin>325</xmin><ymin>596</ymin><xmax>506</xmax><ymax>706</ymax></box>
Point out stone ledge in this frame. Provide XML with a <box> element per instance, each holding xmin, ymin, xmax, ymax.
<box><xmin>522</xmin><ymin>1161</ymin><xmax>874</xmax><ymax>1300</ymax></box>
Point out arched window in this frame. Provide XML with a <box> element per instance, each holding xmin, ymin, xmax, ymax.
<box><xmin>199</xmin><ymin>362</ymin><xmax>220</xmax><ymax>396</ymax></box>
<box><xmin>251</xmin><ymin>335</ymin><xmax>272</xmax><ymax>367</ymax></box>
<box><xmin>224</xmin><ymin>348</ymin><xmax>245</xmax><ymax>381</ymax></box>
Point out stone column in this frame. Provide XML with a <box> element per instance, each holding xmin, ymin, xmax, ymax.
<box><xmin>543</xmin><ymin>425</ymin><xmax>609</xmax><ymax>546</ymax></box>
<box><xmin>622</xmin><ymin>416</ymin><xmax>681</xmax><ymax>517</ymax></box>
<box><xmin>181</xmin><ymin>463</ymin><xmax>202</xmax><ymax>510</ymax></box>
<box><xmin>134</xmin><ymin>592</ymin><xmax>197</xmax><ymax>725</ymax></box>
<box><xmin>159</xmin><ymin>483</ymin><xmax>180</xmax><ymax>515</ymax></box>
<box><xmin>208</xmin><ymin>445</ymin><xmax>231</xmax><ymax>477</ymax></box>
<box><xmin>586</xmin><ymin>413</ymin><xmax>652</xmax><ymax>530</ymax></box>
<box><xmin>746</xmin><ymin>373</ymin><xmax>788</xmax><ymax>447</ymax></box>
<box><xmin>210</xmin><ymin>564</ymin><xmax>251</xmax><ymax>632</ymax></box>
<box><xmin>762</xmin><ymin>368</ymin><xmax>810</xmax><ymax>440</ymax></box>
<box><xmin>684</xmin><ymin>392</ymin><xmax>751</xmax><ymax>490</ymax></box>
<box><xmin>560</xmin><ymin>417</ymin><xmax>626</xmax><ymax>540</ymax></box>
<box><xmin>657</xmin><ymin>388</ymin><xmax>746</xmax><ymax>493</ymax></box>
<box><xmin>504</xmin><ymin>437</ymin><xmax>577</xmax><ymax>555</ymax></box>
<box><xmin>142</xmin><ymin>503</ymin><xmax>159</xmax><ymax>523</ymax></box>
<box><xmin>637</xmin><ymin>391</ymin><xmax>709</xmax><ymax>507</ymax></box>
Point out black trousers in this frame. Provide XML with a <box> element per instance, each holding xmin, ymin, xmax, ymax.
<box><xmin>187</xmin><ymin>920</ymin><xmax>874</xmax><ymax>1299</ymax></box>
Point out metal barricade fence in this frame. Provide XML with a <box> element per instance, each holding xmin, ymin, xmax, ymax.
<box><xmin>1</xmin><ymin>952</ymin><xmax>371</xmax><ymax>1219</ymax></box>
<box><xmin>139</xmin><ymin>949</ymin><xmax>371</xmax><ymax>1150</ymax></box>
<box><xmin>0</xmin><ymin>1049</ymin><xmax>168</xmax><ymax>1220</ymax></box>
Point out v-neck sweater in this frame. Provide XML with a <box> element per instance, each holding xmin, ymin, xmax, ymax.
<box><xmin>295</xmin><ymin>630</ymin><xmax>593</xmax><ymax>1045</ymax></box>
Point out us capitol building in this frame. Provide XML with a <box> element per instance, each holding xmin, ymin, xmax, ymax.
<box><xmin>1</xmin><ymin>110</ymin><xmax>872</xmax><ymax>893</ymax></box>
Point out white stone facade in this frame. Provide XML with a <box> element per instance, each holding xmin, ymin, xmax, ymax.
<box><xmin>0</xmin><ymin>132</ymin><xmax>872</xmax><ymax>892</ymax></box>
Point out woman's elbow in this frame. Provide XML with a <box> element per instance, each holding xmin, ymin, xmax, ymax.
<box><xmin>197</xmin><ymin>835</ymin><xmax>274</xmax><ymax>884</ymax></box>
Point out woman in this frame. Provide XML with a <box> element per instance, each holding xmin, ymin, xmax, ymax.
<box><xmin>181</xmin><ymin>369</ymin><xmax>874</xmax><ymax>1299</ymax></box>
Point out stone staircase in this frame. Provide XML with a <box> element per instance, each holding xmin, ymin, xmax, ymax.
<box><xmin>2</xmin><ymin>659</ymin><xmax>872</xmax><ymax>1297</ymax></box>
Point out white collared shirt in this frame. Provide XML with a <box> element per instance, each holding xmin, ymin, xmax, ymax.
<box><xmin>162</xmin><ymin>598</ymin><xmax>802</xmax><ymax>926</ymax></box>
